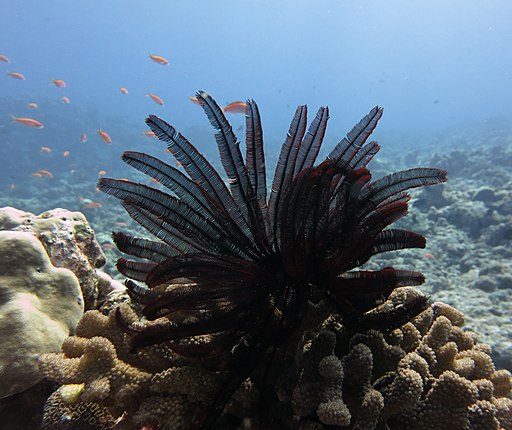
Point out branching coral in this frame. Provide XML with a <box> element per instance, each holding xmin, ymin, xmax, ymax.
<box><xmin>39</xmin><ymin>289</ymin><xmax>512</xmax><ymax>429</ymax></box>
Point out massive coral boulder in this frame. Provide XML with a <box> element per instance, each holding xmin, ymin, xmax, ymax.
<box><xmin>0</xmin><ymin>230</ymin><xmax>84</xmax><ymax>399</ymax></box>
<box><xmin>0</xmin><ymin>206</ymin><xmax>107</xmax><ymax>309</ymax></box>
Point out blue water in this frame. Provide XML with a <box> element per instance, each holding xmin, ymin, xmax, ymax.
<box><xmin>0</xmin><ymin>0</ymin><xmax>511</xmax><ymax>202</ymax></box>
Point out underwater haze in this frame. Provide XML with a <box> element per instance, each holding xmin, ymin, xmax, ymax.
<box><xmin>1</xmin><ymin>1</ymin><xmax>512</xmax><ymax>139</ymax></box>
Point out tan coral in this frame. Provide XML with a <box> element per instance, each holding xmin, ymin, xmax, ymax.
<box><xmin>0</xmin><ymin>206</ymin><xmax>108</xmax><ymax>309</ymax></box>
<box><xmin>0</xmin><ymin>230</ymin><xmax>83</xmax><ymax>398</ymax></box>
<box><xmin>40</xmin><ymin>287</ymin><xmax>512</xmax><ymax>429</ymax></box>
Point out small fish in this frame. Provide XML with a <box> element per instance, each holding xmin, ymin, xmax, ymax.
<box><xmin>9</xmin><ymin>183</ymin><xmax>15</xmax><ymax>190</ymax></box>
<box><xmin>27</xmin><ymin>102</ymin><xmax>38</xmax><ymax>109</ymax></box>
<box><xmin>164</xmin><ymin>148</ymin><xmax>172</xmax><ymax>154</ymax></box>
<box><xmin>189</xmin><ymin>96</ymin><xmax>201</xmax><ymax>105</ymax></box>
<box><xmin>223</xmin><ymin>101</ymin><xmax>247</xmax><ymax>114</ymax></box>
<box><xmin>10</xmin><ymin>116</ymin><xmax>44</xmax><ymax>128</ymax></box>
<box><xmin>120</xmin><ymin>87</ymin><xmax>129</xmax><ymax>95</ymax></box>
<box><xmin>143</xmin><ymin>131</ymin><xmax>157</xmax><ymax>138</ymax></box>
<box><xmin>97</xmin><ymin>129</ymin><xmax>112</xmax><ymax>144</ymax></box>
<box><xmin>150</xmin><ymin>177</ymin><xmax>161</xmax><ymax>184</ymax></box>
<box><xmin>40</xmin><ymin>146</ymin><xmax>52</xmax><ymax>153</ymax></box>
<box><xmin>147</xmin><ymin>93</ymin><xmax>164</xmax><ymax>106</ymax></box>
<box><xmin>63</xmin><ymin>150</ymin><xmax>70</xmax><ymax>157</ymax></box>
<box><xmin>38</xmin><ymin>169</ymin><xmax>53</xmax><ymax>177</ymax></box>
<box><xmin>115</xmin><ymin>221</ymin><xmax>128</xmax><ymax>227</ymax></box>
<box><xmin>80</xmin><ymin>132</ymin><xmax>87</xmax><ymax>143</ymax></box>
<box><xmin>84</xmin><ymin>202</ymin><xmax>102</xmax><ymax>208</ymax></box>
<box><xmin>31</xmin><ymin>172</ymin><xmax>42</xmax><ymax>177</ymax></box>
<box><xmin>51</xmin><ymin>79</ymin><xmax>66</xmax><ymax>88</ymax></box>
<box><xmin>102</xmin><ymin>243</ymin><xmax>115</xmax><ymax>249</ymax></box>
<box><xmin>7</xmin><ymin>72</ymin><xmax>25</xmax><ymax>80</ymax></box>
<box><xmin>98</xmin><ymin>170</ymin><xmax>107</xmax><ymax>176</ymax></box>
<box><xmin>148</xmin><ymin>54</ymin><xmax>169</xmax><ymax>65</ymax></box>
<box><xmin>424</xmin><ymin>252</ymin><xmax>434</xmax><ymax>259</ymax></box>
<box><xmin>61</xmin><ymin>96</ymin><xmax>71</xmax><ymax>104</ymax></box>
<box><xmin>0</xmin><ymin>54</ymin><xmax>11</xmax><ymax>63</ymax></box>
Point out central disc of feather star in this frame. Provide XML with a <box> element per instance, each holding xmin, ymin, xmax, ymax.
<box><xmin>98</xmin><ymin>90</ymin><xmax>447</xmax><ymax>428</ymax></box>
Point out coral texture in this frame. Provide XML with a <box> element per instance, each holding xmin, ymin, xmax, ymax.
<box><xmin>0</xmin><ymin>230</ymin><xmax>83</xmax><ymax>398</ymax></box>
<box><xmin>39</xmin><ymin>288</ymin><xmax>512</xmax><ymax>429</ymax></box>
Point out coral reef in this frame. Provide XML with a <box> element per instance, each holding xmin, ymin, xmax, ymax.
<box><xmin>39</xmin><ymin>288</ymin><xmax>512</xmax><ymax>429</ymax></box>
<box><xmin>0</xmin><ymin>230</ymin><xmax>83</xmax><ymax>398</ymax></box>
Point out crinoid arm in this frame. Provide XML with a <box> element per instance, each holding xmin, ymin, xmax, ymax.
<box><xmin>100</xmin><ymin>92</ymin><xmax>447</xmax><ymax>429</ymax></box>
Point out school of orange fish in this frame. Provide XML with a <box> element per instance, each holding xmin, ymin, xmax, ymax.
<box><xmin>1</xmin><ymin>52</ymin><xmax>248</xmax><ymax>212</ymax></box>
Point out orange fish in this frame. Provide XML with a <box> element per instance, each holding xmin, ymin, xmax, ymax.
<box><xmin>148</xmin><ymin>54</ymin><xmax>169</xmax><ymax>65</ymax></box>
<box><xmin>40</xmin><ymin>146</ymin><xmax>52</xmax><ymax>153</ymax></box>
<box><xmin>84</xmin><ymin>202</ymin><xmax>102</xmax><ymax>208</ymax></box>
<box><xmin>223</xmin><ymin>101</ymin><xmax>247</xmax><ymax>114</ymax></box>
<box><xmin>97</xmin><ymin>129</ymin><xmax>112</xmax><ymax>144</ymax></box>
<box><xmin>150</xmin><ymin>177</ymin><xmax>161</xmax><ymax>184</ymax></box>
<box><xmin>98</xmin><ymin>170</ymin><xmax>107</xmax><ymax>176</ymax></box>
<box><xmin>424</xmin><ymin>252</ymin><xmax>434</xmax><ymax>259</ymax></box>
<box><xmin>80</xmin><ymin>132</ymin><xmax>87</xmax><ymax>143</ymax></box>
<box><xmin>27</xmin><ymin>102</ymin><xmax>38</xmax><ymax>109</ymax></box>
<box><xmin>51</xmin><ymin>79</ymin><xmax>66</xmax><ymax>88</ymax></box>
<box><xmin>11</xmin><ymin>116</ymin><xmax>44</xmax><ymax>128</ymax></box>
<box><xmin>38</xmin><ymin>169</ymin><xmax>53</xmax><ymax>177</ymax></box>
<box><xmin>164</xmin><ymin>148</ymin><xmax>172</xmax><ymax>154</ymax></box>
<box><xmin>147</xmin><ymin>93</ymin><xmax>164</xmax><ymax>106</ymax></box>
<box><xmin>31</xmin><ymin>172</ymin><xmax>42</xmax><ymax>177</ymax></box>
<box><xmin>120</xmin><ymin>87</ymin><xmax>129</xmax><ymax>95</ymax></box>
<box><xmin>143</xmin><ymin>131</ymin><xmax>157</xmax><ymax>138</ymax></box>
<box><xmin>61</xmin><ymin>96</ymin><xmax>70</xmax><ymax>104</ymax></box>
<box><xmin>63</xmin><ymin>151</ymin><xmax>70</xmax><ymax>157</ymax></box>
<box><xmin>0</xmin><ymin>55</ymin><xmax>11</xmax><ymax>63</ymax></box>
<box><xmin>189</xmin><ymin>96</ymin><xmax>201</xmax><ymax>105</ymax></box>
<box><xmin>7</xmin><ymin>72</ymin><xmax>25</xmax><ymax>80</ymax></box>
<box><xmin>102</xmin><ymin>243</ymin><xmax>115</xmax><ymax>249</ymax></box>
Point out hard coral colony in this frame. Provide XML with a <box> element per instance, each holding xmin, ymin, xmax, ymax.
<box><xmin>95</xmin><ymin>91</ymin><xmax>450</xmax><ymax>427</ymax></box>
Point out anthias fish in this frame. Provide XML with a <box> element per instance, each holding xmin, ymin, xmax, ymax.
<box><xmin>11</xmin><ymin>116</ymin><xmax>44</xmax><ymax>128</ymax></box>
<box><xmin>147</xmin><ymin>93</ymin><xmax>164</xmax><ymax>106</ymax></box>
<box><xmin>148</xmin><ymin>54</ymin><xmax>169</xmax><ymax>65</ymax></box>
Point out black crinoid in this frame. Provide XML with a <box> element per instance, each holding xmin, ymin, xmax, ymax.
<box><xmin>98</xmin><ymin>91</ymin><xmax>447</xmax><ymax>428</ymax></box>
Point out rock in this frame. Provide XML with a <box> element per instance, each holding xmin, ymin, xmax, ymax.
<box><xmin>474</xmin><ymin>275</ymin><xmax>497</xmax><ymax>292</ymax></box>
<box><xmin>0</xmin><ymin>231</ymin><xmax>84</xmax><ymax>399</ymax></box>
<box><xmin>473</xmin><ymin>187</ymin><xmax>497</xmax><ymax>203</ymax></box>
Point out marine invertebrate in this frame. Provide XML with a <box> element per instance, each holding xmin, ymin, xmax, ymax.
<box><xmin>98</xmin><ymin>92</ymin><xmax>447</xmax><ymax>427</ymax></box>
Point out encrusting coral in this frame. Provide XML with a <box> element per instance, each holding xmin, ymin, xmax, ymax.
<box><xmin>39</xmin><ymin>288</ymin><xmax>512</xmax><ymax>429</ymax></box>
